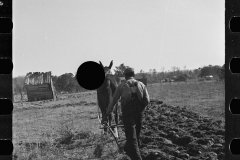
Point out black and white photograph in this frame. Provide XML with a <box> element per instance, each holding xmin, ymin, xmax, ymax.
<box><xmin>13</xmin><ymin>0</ymin><xmax>225</xmax><ymax>159</ymax></box>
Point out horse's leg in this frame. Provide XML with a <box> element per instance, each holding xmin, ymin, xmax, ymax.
<box><xmin>103</xmin><ymin>112</ymin><xmax>109</xmax><ymax>133</ymax></box>
<box><xmin>108</xmin><ymin>113</ymin><xmax>112</xmax><ymax>127</ymax></box>
<box><xmin>99</xmin><ymin>106</ymin><xmax>107</xmax><ymax>133</ymax></box>
<box><xmin>115</xmin><ymin>109</ymin><xmax>118</xmax><ymax>125</ymax></box>
<box><xmin>112</xmin><ymin>105</ymin><xmax>119</xmax><ymax>138</ymax></box>
<box><xmin>114</xmin><ymin>112</ymin><xmax>119</xmax><ymax>138</ymax></box>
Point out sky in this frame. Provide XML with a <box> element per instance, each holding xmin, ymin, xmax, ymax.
<box><xmin>13</xmin><ymin>0</ymin><xmax>224</xmax><ymax>77</ymax></box>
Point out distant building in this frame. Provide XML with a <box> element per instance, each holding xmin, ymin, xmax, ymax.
<box><xmin>205</xmin><ymin>75</ymin><xmax>213</xmax><ymax>80</ymax></box>
<box><xmin>24</xmin><ymin>71</ymin><xmax>57</xmax><ymax>101</ymax></box>
<box><xmin>172</xmin><ymin>75</ymin><xmax>187</xmax><ymax>82</ymax></box>
<box><xmin>163</xmin><ymin>78</ymin><xmax>172</xmax><ymax>82</ymax></box>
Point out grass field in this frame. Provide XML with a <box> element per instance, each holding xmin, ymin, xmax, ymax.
<box><xmin>147</xmin><ymin>80</ymin><xmax>225</xmax><ymax>120</ymax></box>
<box><xmin>13</xmin><ymin>80</ymin><xmax>224</xmax><ymax>159</ymax></box>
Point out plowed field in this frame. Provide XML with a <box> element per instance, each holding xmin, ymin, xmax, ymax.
<box><xmin>140</xmin><ymin>99</ymin><xmax>224</xmax><ymax>160</ymax></box>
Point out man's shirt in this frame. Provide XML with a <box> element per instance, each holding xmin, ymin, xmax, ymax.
<box><xmin>106</xmin><ymin>77</ymin><xmax>150</xmax><ymax>115</ymax></box>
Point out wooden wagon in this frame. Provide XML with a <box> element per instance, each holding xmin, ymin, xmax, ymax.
<box><xmin>24</xmin><ymin>72</ymin><xmax>57</xmax><ymax>102</ymax></box>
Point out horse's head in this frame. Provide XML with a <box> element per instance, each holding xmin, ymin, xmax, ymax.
<box><xmin>99</xmin><ymin>60</ymin><xmax>113</xmax><ymax>77</ymax></box>
<box><xmin>99</xmin><ymin>60</ymin><xmax>121</xmax><ymax>88</ymax></box>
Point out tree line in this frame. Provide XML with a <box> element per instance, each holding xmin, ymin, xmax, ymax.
<box><xmin>115</xmin><ymin>64</ymin><xmax>225</xmax><ymax>83</ymax></box>
<box><xmin>13</xmin><ymin>64</ymin><xmax>224</xmax><ymax>96</ymax></box>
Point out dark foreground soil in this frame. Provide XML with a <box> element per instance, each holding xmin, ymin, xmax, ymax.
<box><xmin>139</xmin><ymin>99</ymin><xmax>224</xmax><ymax>160</ymax></box>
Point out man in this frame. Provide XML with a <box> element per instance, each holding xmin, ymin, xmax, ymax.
<box><xmin>103</xmin><ymin>67</ymin><xmax>150</xmax><ymax>160</ymax></box>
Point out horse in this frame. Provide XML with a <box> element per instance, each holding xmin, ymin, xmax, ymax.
<box><xmin>97</xmin><ymin>60</ymin><xmax>121</xmax><ymax>135</ymax></box>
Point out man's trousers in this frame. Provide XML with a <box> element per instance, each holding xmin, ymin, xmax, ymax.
<box><xmin>122</xmin><ymin>112</ymin><xmax>143</xmax><ymax>160</ymax></box>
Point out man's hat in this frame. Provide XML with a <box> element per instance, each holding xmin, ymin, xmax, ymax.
<box><xmin>124</xmin><ymin>67</ymin><xmax>134</xmax><ymax>75</ymax></box>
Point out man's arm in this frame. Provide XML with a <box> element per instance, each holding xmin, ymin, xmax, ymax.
<box><xmin>143</xmin><ymin>85</ymin><xmax>150</xmax><ymax>105</ymax></box>
<box><xmin>106</xmin><ymin>84</ymin><xmax>122</xmax><ymax>115</ymax></box>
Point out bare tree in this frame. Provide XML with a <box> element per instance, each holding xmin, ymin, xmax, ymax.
<box><xmin>13</xmin><ymin>76</ymin><xmax>26</xmax><ymax>101</ymax></box>
<box><xmin>160</xmin><ymin>67</ymin><xmax>165</xmax><ymax>73</ymax></box>
<box><xmin>171</xmin><ymin>66</ymin><xmax>177</xmax><ymax>76</ymax></box>
<box><xmin>149</xmin><ymin>69</ymin><xmax>152</xmax><ymax>75</ymax></box>
<box><xmin>171</xmin><ymin>66</ymin><xmax>177</xmax><ymax>72</ymax></box>
<box><xmin>175</xmin><ymin>67</ymin><xmax>181</xmax><ymax>76</ymax></box>
<box><xmin>152</xmin><ymin>69</ymin><xmax>157</xmax><ymax>82</ymax></box>
<box><xmin>114</xmin><ymin>63</ymin><xmax>129</xmax><ymax>76</ymax></box>
<box><xmin>139</xmin><ymin>69</ymin><xmax>147</xmax><ymax>79</ymax></box>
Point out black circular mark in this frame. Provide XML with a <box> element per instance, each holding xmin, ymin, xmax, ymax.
<box><xmin>76</xmin><ymin>61</ymin><xmax>105</xmax><ymax>90</ymax></box>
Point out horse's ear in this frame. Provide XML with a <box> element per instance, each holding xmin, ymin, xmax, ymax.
<box><xmin>109</xmin><ymin>60</ymin><xmax>113</xmax><ymax>69</ymax></box>
<box><xmin>99</xmin><ymin>61</ymin><xmax>103</xmax><ymax>68</ymax></box>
